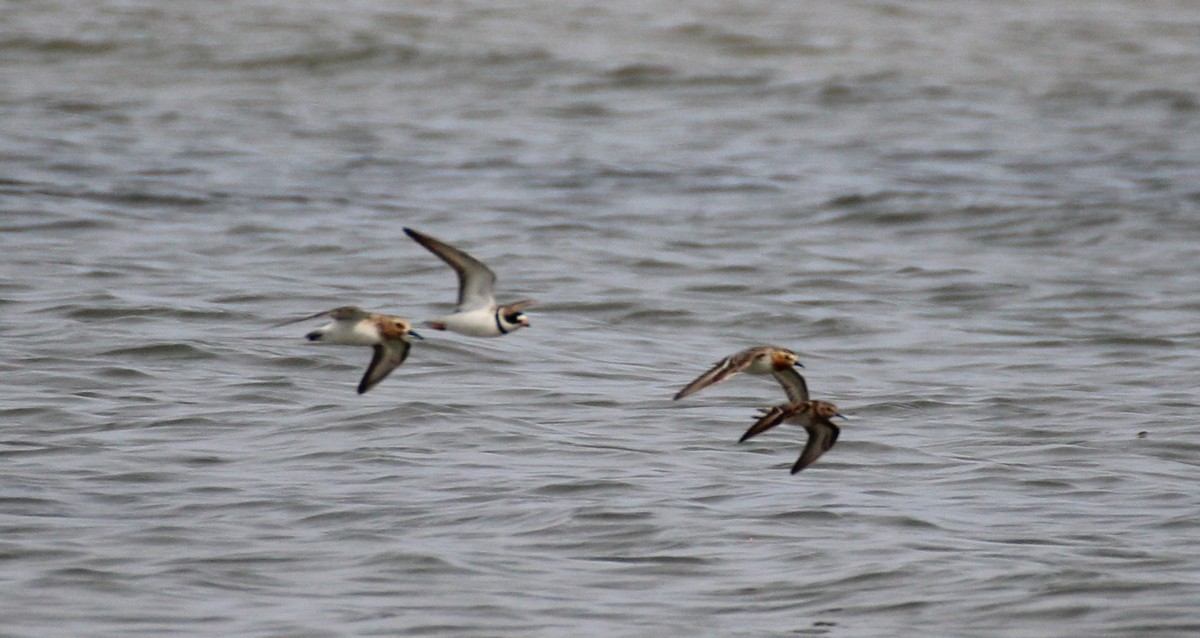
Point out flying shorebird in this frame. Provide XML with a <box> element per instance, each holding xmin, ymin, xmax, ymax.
<box><xmin>738</xmin><ymin>364</ymin><xmax>846</xmax><ymax>473</ymax></box>
<box><xmin>403</xmin><ymin>227</ymin><xmax>533</xmax><ymax>337</ymax></box>
<box><xmin>673</xmin><ymin>346</ymin><xmax>803</xmax><ymax>401</ymax></box>
<box><xmin>273</xmin><ymin>305</ymin><xmax>422</xmax><ymax>394</ymax></box>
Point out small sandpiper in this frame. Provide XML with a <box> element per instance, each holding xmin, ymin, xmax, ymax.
<box><xmin>273</xmin><ymin>305</ymin><xmax>422</xmax><ymax>394</ymax></box>
<box><xmin>404</xmin><ymin>227</ymin><xmax>533</xmax><ymax>337</ymax></box>
<box><xmin>741</xmin><ymin>395</ymin><xmax>845</xmax><ymax>474</ymax></box>
<box><xmin>673</xmin><ymin>346</ymin><xmax>804</xmax><ymax>401</ymax></box>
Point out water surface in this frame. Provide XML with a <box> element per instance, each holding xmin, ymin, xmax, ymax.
<box><xmin>3</xmin><ymin>1</ymin><xmax>1200</xmax><ymax>636</ymax></box>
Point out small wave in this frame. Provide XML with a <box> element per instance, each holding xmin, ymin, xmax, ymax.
<box><xmin>100</xmin><ymin>343</ymin><xmax>217</xmax><ymax>360</ymax></box>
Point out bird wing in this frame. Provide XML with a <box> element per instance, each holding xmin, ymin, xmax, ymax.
<box><xmin>791</xmin><ymin>420</ymin><xmax>840</xmax><ymax>474</ymax></box>
<box><xmin>270</xmin><ymin>305</ymin><xmax>365</xmax><ymax>328</ymax></box>
<box><xmin>673</xmin><ymin>352</ymin><xmax>752</xmax><ymax>400</ymax></box>
<box><xmin>357</xmin><ymin>339</ymin><xmax>412</xmax><ymax>394</ymax></box>
<box><xmin>773</xmin><ymin>365</ymin><xmax>810</xmax><ymax>403</ymax></box>
<box><xmin>404</xmin><ymin>228</ymin><xmax>496</xmax><ymax>312</ymax></box>
<box><xmin>739</xmin><ymin>404</ymin><xmax>790</xmax><ymax>443</ymax></box>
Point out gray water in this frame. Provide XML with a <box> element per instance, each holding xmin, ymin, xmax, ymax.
<box><xmin>3</xmin><ymin>1</ymin><xmax>1200</xmax><ymax>636</ymax></box>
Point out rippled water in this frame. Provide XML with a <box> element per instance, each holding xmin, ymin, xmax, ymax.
<box><xmin>4</xmin><ymin>1</ymin><xmax>1200</xmax><ymax>636</ymax></box>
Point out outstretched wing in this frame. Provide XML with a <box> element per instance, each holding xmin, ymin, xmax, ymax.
<box><xmin>404</xmin><ymin>228</ymin><xmax>497</xmax><ymax>312</ymax></box>
<box><xmin>673</xmin><ymin>353</ymin><xmax>753</xmax><ymax>400</ymax></box>
<box><xmin>772</xmin><ymin>365</ymin><xmax>809</xmax><ymax>403</ymax></box>
<box><xmin>739</xmin><ymin>405</ymin><xmax>790</xmax><ymax>443</ymax></box>
<box><xmin>270</xmin><ymin>305</ymin><xmax>364</xmax><ymax>328</ymax></box>
<box><xmin>791</xmin><ymin>420</ymin><xmax>840</xmax><ymax>474</ymax></box>
<box><xmin>357</xmin><ymin>339</ymin><xmax>412</xmax><ymax>394</ymax></box>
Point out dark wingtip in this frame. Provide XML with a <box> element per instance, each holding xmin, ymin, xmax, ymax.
<box><xmin>305</xmin><ymin>331</ymin><xmax>322</xmax><ymax>341</ymax></box>
<box><xmin>672</xmin><ymin>385</ymin><xmax>698</xmax><ymax>401</ymax></box>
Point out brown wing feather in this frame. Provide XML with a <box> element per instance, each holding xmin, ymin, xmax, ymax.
<box><xmin>357</xmin><ymin>340</ymin><xmax>412</xmax><ymax>394</ymax></box>
<box><xmin>739</xmin><ymin>405</ymin><xmax>789</xmax><ymax>443</ymax></box>
<box><xmin>791</xmin><ymin>420</ymin><xmax>840</xmax><ymax>473</ymax></box>
<box><xmin>673</xmin><ymin>354</ymin><xmax>749</xmax><ymax>400</ymax></box>
<box><xmin>271</xmin><ymin>305</ymin><xmax>366</xmax><ymax>328</ymax></box>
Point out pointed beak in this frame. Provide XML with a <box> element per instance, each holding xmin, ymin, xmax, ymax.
<box><xmin>409</xmin><ymin>330</ymin><xmax>425</xmax><ymax>341</ymax></box>
<box><xmin>834</xmin><ymin>413</ymin><xmax>847</xmax><ymax>420</ymax></box>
